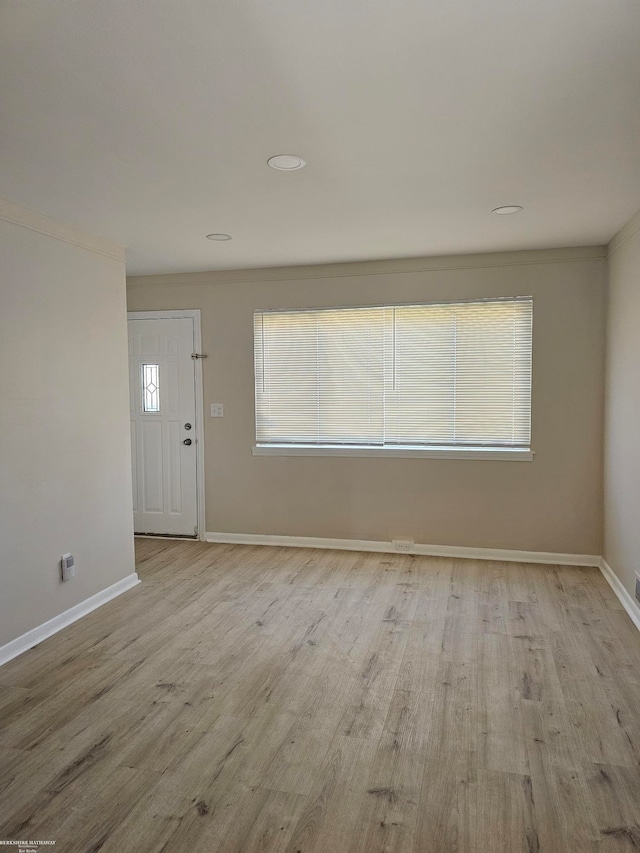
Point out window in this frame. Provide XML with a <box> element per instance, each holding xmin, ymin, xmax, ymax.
<box><xmin>254</xmin><ymin>297</ymin><xmax>533</xmax><ymax>458</ymax></box>
<box><xmin>142</xmin><ymin>363</ymin><xmax>160</xmax><ymax>412</ymax></box>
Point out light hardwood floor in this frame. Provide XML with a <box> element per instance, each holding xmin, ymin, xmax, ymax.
<box><xmin>2</xmin><ymin>539</ymin><xmax>640</xmax><ymax>852</ymax></box>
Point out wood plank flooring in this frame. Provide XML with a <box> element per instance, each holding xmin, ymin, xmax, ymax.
<box><xmin>1</xmin><ymin>539</ymin><xmax>640</xmax><ymax>851</ymax></box>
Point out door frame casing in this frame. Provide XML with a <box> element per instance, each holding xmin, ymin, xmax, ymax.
<box><xmin>127</xmin><ymin>309</ymin><xmax>206</xmax><ymax>540</ymax></box>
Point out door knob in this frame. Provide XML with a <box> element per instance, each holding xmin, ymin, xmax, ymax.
<box><xmin>183</xmin><ymin>438</ymin><xmax>192</xmax><ymax>446</ymax></box>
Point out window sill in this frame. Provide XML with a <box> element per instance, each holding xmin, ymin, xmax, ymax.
<box><xmin>252</xmin><ymin>444</ymin><xmax>534</xmax><ymax>461</ymax></box>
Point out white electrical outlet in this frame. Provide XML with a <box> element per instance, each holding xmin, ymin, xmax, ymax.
<box><xmin>61</xmin><ymin>553</ymin><xmax>75</xmax><ymax>581</ymax></box>
<box><xmin>210</xmin><ymin>403</ymin><xmax>224</xmax><ymax>418</ymax></box>
<box><xmin>392</xmin><ymin>539</ymin><xmax>414</xmax><ymax>552</ymax></box>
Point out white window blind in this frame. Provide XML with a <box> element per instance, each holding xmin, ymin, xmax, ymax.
<box><xmin>254</xmin><ymin>297</ymin><xmax>532</xmax><ymax>449</ymax></box>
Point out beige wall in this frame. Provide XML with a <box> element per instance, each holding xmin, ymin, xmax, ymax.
<box><xmin>128</xmin><ymin>247</ymin><xmax>606</xmax><ymax>555</ymax></box>
<box><xmin>0</xmin><ymin>201</ymin><xmax>135</xmax><ymax>647</ymax></box>
<box><xmin>604</xmin><ymin>209</ymin><xmax>640</xmax><ymax>597</ymax></box>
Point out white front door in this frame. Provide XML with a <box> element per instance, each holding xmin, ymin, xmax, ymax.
<box><xmin>128</xmin><ymin>316</ymin><xmax>198</xmax><ymax>536</ymax></box>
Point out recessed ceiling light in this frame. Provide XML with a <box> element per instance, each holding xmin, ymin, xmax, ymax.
<box><xmin>267</xmin><ymin>154</ymin><xmax>306</xmax><ymax>171</ymax></box>
<box><xmin>492</xmin><ymin>205</ymin><xmax>523</xmax><ymax>215</ymax></box>
<box><xmin>205</xmin><ymin>233</ymin><xmax>232</xmax><ymax>241</ymax></box>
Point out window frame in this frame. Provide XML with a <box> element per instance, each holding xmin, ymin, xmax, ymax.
<box><xmin>253</xmin><ymin>296</ymin><xmax>534</xmax><ymax>461</ymax></box>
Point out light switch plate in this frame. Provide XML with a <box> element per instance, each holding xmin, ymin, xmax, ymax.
<box><xmin>210</xmin><ymin>403</ymin><xmax>224</xmax><ymax>418</ymax></box>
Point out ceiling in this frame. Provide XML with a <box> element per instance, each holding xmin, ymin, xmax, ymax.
<box><xmin>1</xmin><ymin>0</ymin><xmax>639</xmax><ymax>275</ymax></box>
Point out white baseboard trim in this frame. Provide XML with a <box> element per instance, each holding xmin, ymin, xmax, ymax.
<box><xmin>599</xmin><ymin>558</ymin><xmax>640</xmax><ymax>632</ymax></box>
<box><xmin>134</xmin><ymin>534</ymin><xmax>199</xmax><ymax>542</ymax></box>
<box><xmin>0</xmin><ymin>573</ymin><xmax>140</xmax><ymax>668</ymax></box>
<box><xmin>205</xmin><ymin>531</ymin><xmax>601</xmax><ymax>568</ymax></box>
